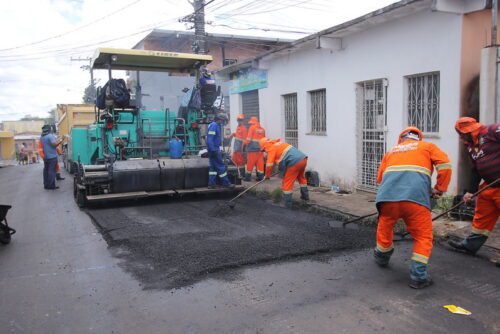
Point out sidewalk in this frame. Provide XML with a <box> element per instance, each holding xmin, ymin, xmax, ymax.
<box><xmin>243</xmin><ymin>176</ymin><xmax>500</xmax><ymax>262</ymax></box>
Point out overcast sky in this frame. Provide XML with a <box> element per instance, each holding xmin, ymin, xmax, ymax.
<box><xmin>0</xmin><ymin>0</ymin><xmax>397</xmax><ymax>121</ymax></box>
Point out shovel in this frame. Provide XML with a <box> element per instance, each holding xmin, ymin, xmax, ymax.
<box><xmin>208</xmin><ymin>172</ymin><xmax>279</xmax><ymax>217</ymax></box>
<box><xmin>332</xmin><ymin>176</ymin><xmax>500</xmax><ymax>230</ymax></box>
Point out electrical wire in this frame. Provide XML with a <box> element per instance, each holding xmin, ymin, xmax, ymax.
<box><xmin>0</xmin><ymin>0</ymin><xmax>144</xmax><ymax>52</ymax></box>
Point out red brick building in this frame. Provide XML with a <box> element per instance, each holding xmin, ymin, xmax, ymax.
<box><xmin>134</xmin><ymin>29</ymin><xmax>292</xmax><ymax>71</ymax></box>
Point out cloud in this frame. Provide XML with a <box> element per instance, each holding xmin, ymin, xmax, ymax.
<box><xmin>0</xmin><ymin>0</ymin><xmax>397</xmax><ymax>121</ymax></box>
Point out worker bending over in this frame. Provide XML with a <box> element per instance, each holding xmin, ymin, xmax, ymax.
<box><xmin>260</xmin><ymin>137</ymin><xmax>309</xmax><ymax>208</ymax></box>
<box><xmin>227</xmin><ymin>114</ymin><xmax>247</xmax><ymax>174</ymax></box>
<box><xmin>245</xmin><ymin>117</ymin><xmax>266</xmax><ymax>181</ymax></box>
<box><xmin>449</xmin><ymin>118</ymin><xmax>500</xmax><ymax>254</ymax></box>
<box><xmin>375</xmin><ymin>127</ymin><xmax>451</xmax><ymax>289</ymax></box>
<box><xmin>207</xmin><ymin>113</ymin><xmax>234</xmax><ymax>189</ymax></box>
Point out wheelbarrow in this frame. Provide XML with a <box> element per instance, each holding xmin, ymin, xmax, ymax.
<box><xmin>0</xmin><ymin>205</ymin><xmax>16</xmax><ymax>245</ymax></box>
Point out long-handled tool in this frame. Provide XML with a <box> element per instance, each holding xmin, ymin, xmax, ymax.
<box><xmin>430</xmin><ymin>176</ymin><xmax>500</xmax><ymax>221</ymax></box>
<box><xmin>337</xmin><ymin>176</ymin><xmax>500</xmax><ymax>230</ymax></box>
<box><xmin>209</xmin><ymin>172</ymin><xmax>279</xmax><ymax>217</ymax></box>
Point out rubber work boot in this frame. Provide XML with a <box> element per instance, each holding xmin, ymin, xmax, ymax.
<box><xmin>222</xmin><ymin>183</ymin><xmax>235</xmax><ymax>189</ymax></box>
<box><xmin>283</xmin><ymin>193</ymin><xmax>293</xmax><ymax>209</ymax></box>
<box><xmin>244</xmin><ymin>173</ymin><xmax>252</xmax><ymax>182</ymax></box>
<box><xmin>256</xmin><ymin>172</ymin><xmax>264</xmax><ymax>181</ymax></box>
<box><xmin>448</xmin><ymin>234</ymin><xmax>487</xmax><ymax>255</ymax></box>
<box><xmin>56</xmin><ymin>173</ymin><xmax>65</xmax><ymax>181</ymax></box>
<box><xmin>373</xmin><ymin>248</ymin><xmax>393</xmax><ymax>267</ymax></box>
<box><xmin>447</xmin><ymin>239</ymin><xmax>476</xmax><ymax>255</ymax></box>
<box><xmin>300</xmin><ymin>187</ymin><xmax>309</xmax><ymax>201</ymax></box>
<box><xmin>409</xmin><ymin>278</ymin><xmax>433</xmax><ymax>289</ymax></box>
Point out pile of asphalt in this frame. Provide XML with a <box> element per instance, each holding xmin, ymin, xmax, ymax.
<box><xmin>86</xmin><ymin>196</ymin><xmax>375</xmax><ymax>290</ymax></box>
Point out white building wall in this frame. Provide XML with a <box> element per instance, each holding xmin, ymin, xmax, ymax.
<box><xmin>230</xmin><ymin>9</ymin><xmax>463</xmax><ymax>193</ymax></box>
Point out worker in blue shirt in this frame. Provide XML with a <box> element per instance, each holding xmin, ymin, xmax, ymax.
<box><xmin>207</xmin><ymin>113</ymin><xmax>234</xmax><ymax>189</ymax></box>
<box><xmin>40</xmin><ymin>125</ymin><xmax>63</xmax><ymax>190</ymax></box>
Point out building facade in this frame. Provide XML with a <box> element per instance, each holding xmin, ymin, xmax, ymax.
<box><xmin>218</xmin><ymin>0</ymin><xmax>498</xmax><ymax>194</ymax></box>
<box><xmin>129</xmin><ymin>29</ymin><xmax>291</xmax><ymax>113</ymax></box>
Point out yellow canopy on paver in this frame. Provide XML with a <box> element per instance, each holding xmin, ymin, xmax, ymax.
<box><xmin>91</xmin><ymin>48</ymin><xmax>213</xmax><ymax>72</ymax></box>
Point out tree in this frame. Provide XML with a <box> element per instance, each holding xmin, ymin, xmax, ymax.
<box><xmin>82</xmin><ymin>79</ymin><xmax>99</xmax><ymax>104</ymax></box>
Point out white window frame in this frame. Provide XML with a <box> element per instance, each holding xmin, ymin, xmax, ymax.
<box><xmin>405</xmin><ymin>71</ymin><xmax>440</xmax><ymax>136</ymax></box>
<box><xmin>307</xmin><ymin>88</ymin><xmax>327</xmax><ymax>135</ymax></box>
<box><xmin>282</xmin><ymin>93</ymin><xmax>298</xmax><ymax>148</ymax></box>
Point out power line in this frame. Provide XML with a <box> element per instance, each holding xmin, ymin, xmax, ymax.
<box><xmin>0</xmin><ymin>0</ymin><xmax>144</xmax><ymax>52</ymax></box>
<box><xmin>0</xmin><ymin>15</ymin><xmax>184</xmax><ymax>61</ymax></box>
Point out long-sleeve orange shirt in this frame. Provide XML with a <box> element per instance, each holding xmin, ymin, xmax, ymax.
<box><xmin>376</xmin><ymin>139</ymin><xmax>452</xmax><ymax>209</ymax></box>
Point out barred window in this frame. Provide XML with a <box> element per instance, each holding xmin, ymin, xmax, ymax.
<box><xmin>407</xmin><ymin>72</ymin><xmax>440</xmax><ymax>133</ymax></box>
<box><xmin>283</xmin><ymin>93</ymin><xmax>298</xmax><ymax>148</ymax></box>
<box><xmin>309</xmin><ymin>89</ymin><xmax>326</xmax><ymax>134</ymax></box>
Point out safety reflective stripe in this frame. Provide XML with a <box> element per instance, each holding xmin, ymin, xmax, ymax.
<box><xmin>300</xmin><ymin>185</ymin><xmax>308</xmax><ymax>188</ymax></box>
<box><xmin>471</xmin><ymin>227</ymin><xmax>491</xmax><ymax>236</ymax></box>
<box><xmin>435</xmin><ymin>163</ymin><xmax>452</xmax><ymax>171</ymax></box>
<box><xmin>250</xmin><ymin>138</ymin><xmax>260</xmax><ymax>142</ymax></box>
<box><xmin>209</xmin><ymin>171</ymin><xmax>217</xmax><ymax>175</ymax></box>
<box><xmin>257</xmin><ymin>170</ymin><xmax>264</xmax><ymax>173</ymax></box>
<box><xmin>385</xmin><ymin>165</ymin><xmax>431</xmax><ymax>177</ymax></box>
<box><xmin>277</xmin><ymin>145</ymin><xmax>293</xmax><ymax>164</ymax></box>
<box><xmin>376</xmin><ymin>243</ymin><xmax>394</xmax><ymax>253</ymax></box>
<box><xmin>267</xmin><ymin>163</ymin><xmax>274</xmax><ymax>166</ymax></box>
<box><xmin>283</xmin><ymin>190</ymin><xmax>293</xmax><ymax>194</ymax></box>
<box><xmin>411</xmin><ymin>252</ymin><xmax>429</xmax><ymax>264</ymax></box>
<box><xmin>219</xmin><ymin>172</ymin><xmax>227</xmax><ymax>178</ymax></box>
<box><xmin>208</xmin><ymin>131</ymin><xmax>216</xmax><ymax>135</ymax></box>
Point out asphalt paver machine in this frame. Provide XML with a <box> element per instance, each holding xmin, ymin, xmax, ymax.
<box><xmin>71</xmin><ymin>48</ymin><xmax>240</xmax><ymax>207</ymax></box>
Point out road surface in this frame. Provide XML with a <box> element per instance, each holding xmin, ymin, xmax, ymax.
<box><xmin>0</xmin><ymin>164</ymin><xmax>499</xmax><ymax>334</ymax></box>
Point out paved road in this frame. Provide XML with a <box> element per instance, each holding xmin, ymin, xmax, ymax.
<box><xmin>0</xmin><ymin>164</ymin><xmax>499</xmax><ymax>334</ymax></box>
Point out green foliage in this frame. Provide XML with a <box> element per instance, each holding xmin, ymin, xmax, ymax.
<box><xmin>270</xmin><ymin>187</ymin><xmax>283</xmax><ymax>203</ymax></box>
<box><xmin>435</xmin><ymin>195</ymin><xmax>454</xmax><ymax>213</ymax></box>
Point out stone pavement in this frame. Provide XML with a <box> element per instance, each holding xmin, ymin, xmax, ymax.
<box><xmin>242</xmin><ymin>176</ymin><xmax>500</xmax><ymax>263</ymax></box>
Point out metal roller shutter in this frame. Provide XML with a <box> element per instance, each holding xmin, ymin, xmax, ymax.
<box><xmin>241</xmin><ymin>90</ymin><xmax>260</xmax><ymax>125</ymax></box>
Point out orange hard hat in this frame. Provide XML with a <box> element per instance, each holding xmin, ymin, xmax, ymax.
<box><xmin>259</xmin><ymin>137</ymin><xmax>270</xmax><ymax>150</ymax></box>
<box><xmin>455</xmin><ymin>117</ymin><xmax>482</xmax><ymax>135</ymax></box>
<box><xmin>237</xmin><ymin>114</ymin><xmax>245</xmax><ymax>120</ymax></box>
<box><xmin>398</xmin><ymin>126</ymin><xmax>423</xmax><ymax>143</ymax></box>
<box><xmin>248</xmin><ymin>116</ymin><xmax>259</xmax><ymax>125</ymax></box>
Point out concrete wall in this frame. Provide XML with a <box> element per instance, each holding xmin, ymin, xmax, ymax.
<box><xmin>2</xmin><ymin>120</ymin><xmax>44</xmax><ymax>135</ymax></box>
<box><xmin>230</xmin><ymin>9</ymin><xmax>465</xmax><ymax>193</ymax></box>
<box><xmin>0</xmin><ymin>132</ymin><xmax>15</xmax><ymax>160</ymax></box>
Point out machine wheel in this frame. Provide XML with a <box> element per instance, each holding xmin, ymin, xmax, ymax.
<box><xmin>0</xmin><ymin>225</ymin><xmax>11</xmax><ymax>245</ymax></box>
<box><xmin>76</xmin><ymin>189</ymin><xmax>87</xmax><ymax>208</ymax></box>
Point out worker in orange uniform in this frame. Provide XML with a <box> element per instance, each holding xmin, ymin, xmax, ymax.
<box><xmin>227</xmin><ymin>114</ymin><xmax>247</xmax><ymax>174</ymax></box>
<box><xmin>38</xmin><ymin>139</ymin><xmax>65</xmax><ymax>181</ymax></box>
<box><xmin>375</xmin><ymin>127</ymin><xmax>451</xmax><ymax>289</ymax></box>
<box><xmin>245</xmin><ymin>117</ymin><xmax>266</xmax><ymax>181</ymax></box>
<box><xmin>449</xmin><ymin>118</ymin><xmax>500</xmax><ymax>255</ymax></box>
<box><xmin>260</xmin><ymin>137</ymin><xmax>309</xmax><ymax>208</ymax></box>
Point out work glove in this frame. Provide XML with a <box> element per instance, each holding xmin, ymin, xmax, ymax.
<box><xmin>462</xmin><ymin>192</ymin><xmax>474</xmax><ymax>203</ymax></box>
<box><xmin>431</xmin><ymin>188</ymin><xmax>443</xmax><ymax>199</ymax></box>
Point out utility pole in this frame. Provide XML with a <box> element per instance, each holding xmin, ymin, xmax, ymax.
<box><xmin>180</xmin><ymin>0</ymin><xmax>208</xmax><ymax>54</ymax></box>
<box><xmin>71</xmin><ymin>57</ymin><xmax>96</xmax><ymax>103</ymax></box>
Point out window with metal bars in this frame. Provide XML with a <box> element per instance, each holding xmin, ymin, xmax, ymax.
<box><xmin>308</xmin><ymin>89</ymin><xmax>327</xmax><ymax>134</ymax></box>
<box><xmin>407</xmin><ymin>72</ymin><xmax>440</xmax><ymax>133</ymax></box>
<box><xmin>282</xmin><ymin>93</ymin><xmax>298</xmax><ymax>148</ymax></box>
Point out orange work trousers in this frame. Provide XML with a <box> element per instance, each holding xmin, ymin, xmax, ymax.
<box><xmin>472</xmin><ymin>184</ymin><xmax>500</xmax><ymax>236</ymax></box>
<box><xmin>232</xmin><ymin>151</ymin><xmax>246</xmax><ymax>167</ymax></box>
<box><xmin>377</xmin><ymin>201</ymin><xmax>432</xmax><ymax>264</ymax></box>
<box><xmin>282</xmin><ymin>158</ymin><xmax>308</xmax><ymax>194</ymax></box>
<box><xmin>246</xmin><ymin>152</ymin><xmax>264</xmax><ymax>175</ymax></box>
